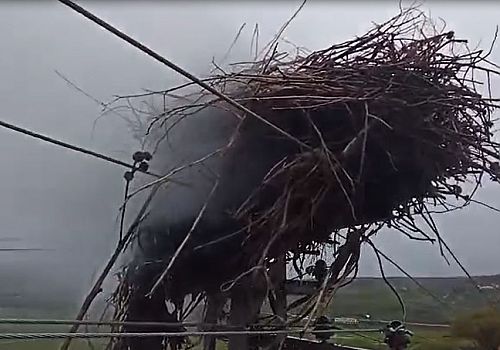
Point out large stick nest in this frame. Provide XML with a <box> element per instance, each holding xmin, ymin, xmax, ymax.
<box><xmin>144</xmin><ymin>9</ymin><xmax>500</xmax><ymax>257</ymax></box>
<box><xmin>107</xmin><ymin>7</ymin><xmax>500</xmax><ymax>344</ymax></box>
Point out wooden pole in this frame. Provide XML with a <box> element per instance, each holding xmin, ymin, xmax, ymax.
<box><xmin>227</xmin><ymin>274</ymin><xmax>267</xmax><ymax>350</ymax></box>
<box><xmin>202</xmin><ymin>293</ymin><xmax>226</xmax><ymax>350</ymax></box>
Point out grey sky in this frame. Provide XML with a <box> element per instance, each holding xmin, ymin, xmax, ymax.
<box><xmin>0</xmin><ymin>1</ymin><xmax>499</xmax><ymax>307</ymax></box>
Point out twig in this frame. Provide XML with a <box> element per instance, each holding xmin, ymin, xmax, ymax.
<box><xmin>215</xmin><ymin>22</ymin><xmax>247</xmax><ymax>69</ymax></box>
<box><xmin>60</xmin><ymin>185</ymin><xmax>162</xmax><ymax>350</ymax></box>
<box><xmin>372</xmin><ymin>243</ymin><xmax>450</xmax><ymax>309</ymax></box>
<box><xmin>119</xmin><ymin>177</ymin><xmax>131</xmax><ymax>242</ymax></box>
<box><xmin>301</xmin><ymin>229</ymin><xmax>363</xmax><ymax>331</ymax></box>
<box><xmin>366</xmin><ymin>239</ymin><xmax>407</xmax><ymax>322</ymax></box>
<box><xmin>259</xmin><ymin>0</ymin><xmax>308</xmax><ymax>60</ymax></box>
<box><xmin>125</xmin><ymin>148</ymin><xmax>222</xmax><ymax>200</ymax></box>
<box><xmin>58</xmin><ymin>0</ymin><xmax>311</xmax><ymax>150</ymax></box>
<box><xmin>146</xmin><ymin>180</ymin><xmax>220</xmax><ymax>297</ymax></box>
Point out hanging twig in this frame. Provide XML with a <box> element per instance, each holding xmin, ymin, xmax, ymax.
<box><xmin>366</xmin><ymin>239</ymin><xmax>407</xmax><ymax>322</ymax></box>
<box><xmin>58</xmin><ymin>0</ymin><xmax>311</xmax><ymax>150</ymax></box>
<box><xmin>60</xmin><ymin>185</ymin><xmax>162</xmax><ymax>350</ymax></box>
<box><xmin>147</xmin><ymin>180</ymin><xmax>220</xmax><ymax>297</ymax></box>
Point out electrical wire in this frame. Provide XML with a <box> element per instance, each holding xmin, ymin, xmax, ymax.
<box><xmin>0</xmin><ymin>119</ymin><xmax>159</xmax><ymax>178</ymax></box>
<box><xmin>0</xmin><ymin>328</ymin><xmax>382</xmax><ymax>340</ymax></box>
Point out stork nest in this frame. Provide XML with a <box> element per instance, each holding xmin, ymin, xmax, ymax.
<box><xmin>105</xmin><ymin>7</ymin><xmax>500</xmax><ymax>348</ymax></box>
<box><xmin>143</xmin><ymin>8</ymin><xmax>500</xmax><ymax>259</ymax></box>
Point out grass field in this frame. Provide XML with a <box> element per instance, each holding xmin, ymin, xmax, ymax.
<box><xmin>0</xmin><ymin>330</ymin><xmax>455</xmax><ymax>350</ymax></box>
<box><xmin>0</xmin><ymin>327</ymin><xmax>464</xmax><ymax>350</ymax></box>
<box><xmin>0</xmin><ymin>340</ymin><xmax>105</xmax><ymax>350</ymax></box>
<box><xmin>327</xmin><ymin>275</ymin><xmax>500</xmax><ymax>324</ymax></box>
<box><xmin>332</xmin><ymin>327</ymin><xmax>458</xmax><ymax>350</ymax></box>
<box><xmin>0</xmin><ymin>319</ymin><xmax>457</xmax><ymax>350</ymax></box>
<box><xmin>1</xmin><ymin>274</ymin><xmax>498</xmax><ymax>349</ymax></box>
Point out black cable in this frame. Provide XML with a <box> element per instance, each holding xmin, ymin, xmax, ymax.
<box><xmin>366</xmin><ymin>239</ymin><xmax>407</xmax><ymax>322</ymax></box>
<box><xmin>57</xmin><ymin>0</ymin><xmax>311</xmax><ymax>150</ymax></box>
<box><xmin>372</xmin><ymin>244</ymin><xmax>451</xmax><ymax>310</ymax></box>
<box><xmin>337</xmin><ymin>232</ymin><xmax>450</xmax><ymax>311</ymax></box>
<box><xmin>119</xmin><ymin>178</ymin><xmax>131</xmax><ymax>242</ymax></box>
<box><xmin>0</xmin><ymin>119</ymin><xmax>160</xmax><ymax>178</ymax></box>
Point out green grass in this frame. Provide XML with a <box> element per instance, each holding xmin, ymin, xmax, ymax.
<box><xmin>0</xmin><ymin>326</ymin><xmax>457</xmax><ymax>350</ymax></box>
<box><xmin>2</xmin><ymin>274</ymin><xmax>498</xmax><ymax>349</ymax></box>
<box><xmin>331</xmin><ymin>327</ymin><xmax>457</xmax><ymax>350</ymax></box>
<box><xmin>326</xmin><ymin>275</ymin><xmax>500</xmax><ymax>324</ymax></box>
<box><xmin>0</xmin><ymin>322</ymin><xmax>107</xmax><ymax>350</ymax></box>
<box><xmin>0</xmin><ymin>339</ymin><xmax>105</xmax><ymax>350</ymax></box>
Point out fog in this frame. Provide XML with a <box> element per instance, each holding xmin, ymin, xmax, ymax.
<box><xmin>0</xmin><ymin>1</ymin><xmax>499</xmax><ymax>309</ymax></box>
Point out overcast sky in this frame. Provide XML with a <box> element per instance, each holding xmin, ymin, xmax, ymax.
<box><xmin>0</xmin><ymin>1</ymin><xmax>499</xmax><ymax>307</ymax></box>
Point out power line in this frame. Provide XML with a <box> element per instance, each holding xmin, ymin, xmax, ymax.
<box><xmin>0</xmin><ymin>317</ymin><xmax>451</xmax><ymax>329</ymax></box>
<box><xmin>0</xmin><ymin>119</ymin><xmax>159</xmax><ymax>178</ymax></box>
<box><xmin>337</xmin><ymin>233</ymin><xmax>451</xmax><ymax>310</ymax></box>
<box><xmin>356</xmin><ymin>318</ymin><xmax>450</xmax><ymax>329</ymax></box>
<box><xmin>57</xmin><ymin>0</ymin><xmax>311</xmax><ymax>151</ymax></box>
<box><xmin>0</xmin><ymin>249</ymin><xmax>51</xmax><ymax>252</ymax></box>
<box><xmin>0</xmin><ymin>318</ymin><xmax>290</xmax><ymax>329</ymax></box>
<box><xmin>0</xmin><ymin>328</ymin><xmax>382</xmax><ymax>341</ymax></box>
<box><xmin>0</xmin><ymin>319</ymin><xmax>200</xmax><ymax>328</ymax></box>
<box><xmin>370</xmin><ymin>244</ymin><xmax>450</xmax><ymax>310</ymax></box>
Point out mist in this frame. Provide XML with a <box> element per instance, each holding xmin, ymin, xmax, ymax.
<box><xmin>0</xmin><ymin>1</ymin><xmax>499</xmax><ymax>311</ymax></box>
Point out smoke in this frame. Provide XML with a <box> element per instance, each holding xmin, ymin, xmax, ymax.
<box><xmin>2</xmin><ymin>2</ymin><xmax>499</xmax><ymax>319</ymax></box>
<box><xmin>0</xmin><ymin>2</ymin><xmax>260</xmax><ymax>314</ymax></box>
<box><xmin>144</xmin><ymin>107</ymin><xmax>238</xmax><ymax>228</ymax></box>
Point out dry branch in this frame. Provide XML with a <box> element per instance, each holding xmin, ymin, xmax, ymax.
<box><xmin>91</xmin><ymin>6</ymin><xmax>500</xmax><ymax>348</ymax></box>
